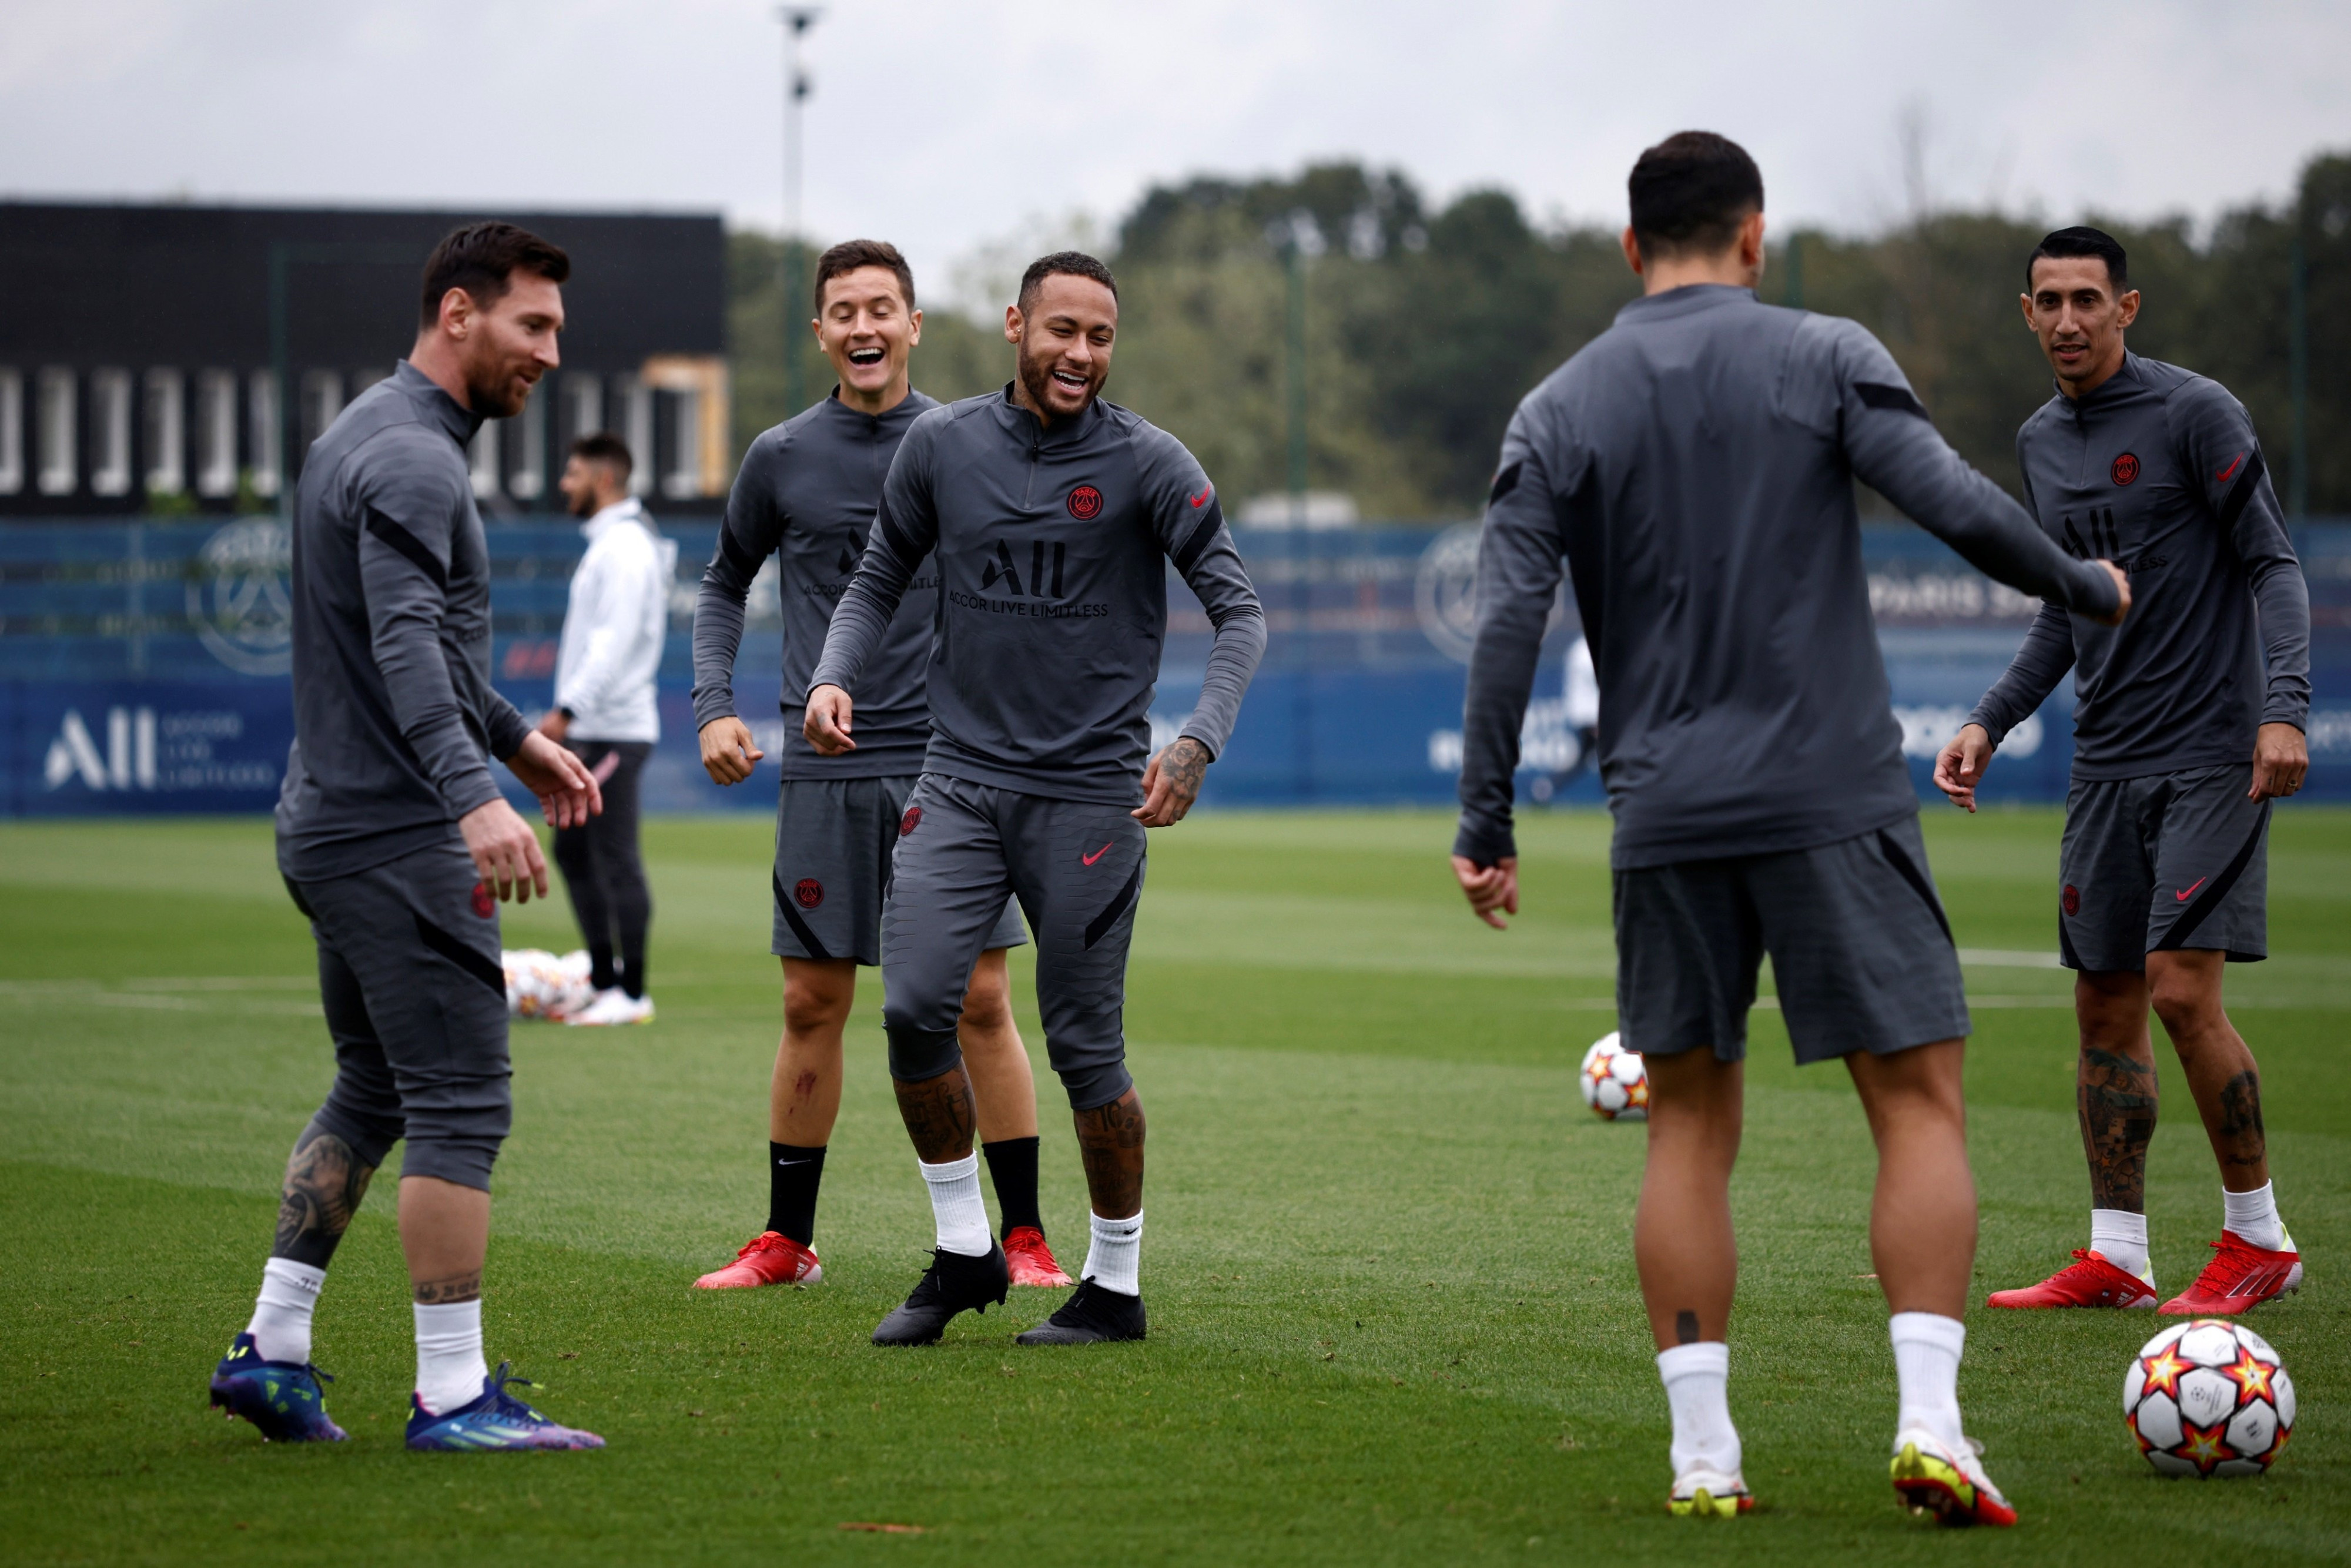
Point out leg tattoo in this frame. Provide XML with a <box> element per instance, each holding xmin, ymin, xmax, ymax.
<box><xmin>1675</xmin><ymin>1310</ymin><xmax>1701</xmax><ymax>1346</ymax></box>
<box><xmin>1073</xmin><ymin>1090</ymin><xmax>1146</xmax><ymax>1219</ymax></box>
<box><xmin>893</xmin><ymin>1065</ymin><xmax>977</xmax><ymax>1164</ymax></box>
<box><xmin>2213</xmin><ymin>1068</ymin><xmax>2268</xmax><ymax>1181</ymax></box>
<box><xmin>413</xmin><ymin>1271</ymin><xmax>483</xmax><ymax>1305</ymax></box>
<box><xmin>272</xmin><ymin>1122</ymin><xmax>376</xmax><ymax>1268</ymax></box>
<box><xmin>2077</xmin><ymin>1047</ymin><xmax>2157</xmax><ymax>1212</ymax></box>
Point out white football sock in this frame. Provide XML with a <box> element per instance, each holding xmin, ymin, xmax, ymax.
<box><xmin>1656</xmin><ymin>1341</ymin><xmax>1739</xmax><ymax>1477</ymax></box>
<box><xmin>920</xmin><ymin>1153</ymin><xmax>992</xmax><ymax>1258</ymax></box>
<box><xmin>1889</xmin><ymin>1311</ymin><xmax>1966</xmax><ymax>1449</ymax></box>
<box><xmin>2091</xmin><ymin>1208</ymin><xmax>2152</xmax><ymax>1279</ymax></box>
<box><xmin>413</xmin><ymin>1299</ymin><xmax>489</xmax><ymax>1417</ymax></box>
<box><xmin>2223</xmin><ymin>1181</ymin><xmax>2288</xmax><ymax>1251</ymax></box>
<box><xmin>245</xmin><ymin>1257</ymin><xmax>325</xmax><ymax>1364</ymax></box>
<box><xmin>1083</xmin><ymin>1210</ymin><xmax>1143</xmax><ymax>1297</ymax></box>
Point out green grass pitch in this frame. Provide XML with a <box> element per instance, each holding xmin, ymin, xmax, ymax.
<box><xmin>2</xmin><ymin>808</ymin><xmax>2346</xmax><ymax>1565</ymax></box>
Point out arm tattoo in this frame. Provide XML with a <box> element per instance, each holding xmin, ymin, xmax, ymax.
<box><xmin>1160</xmin><ymin>738</ymin><xmax>1209</xmax><ymax>810</ymax></box>
<box><xmin>2076</xmin><ymin>1046</ymin><xmax>2158</xmax><ymax>1212</ymax></box>
<box><xmin>2213</xmin><ymin>1068</ymin><xmax>2267</xmax><ymax>1176</ymax></box>
<box><xmin>413</xmin><ymin>1271</ymin><xmax>483</xmax><ymax>1305</ymax></box>
<box><xmin>892</xmin><ymin>1065</ymin><xmax>977</xmax><ymax>1163</ymax></box>
<box><xmin>1073</xmin><ymin>1090</ymin><xmax>1147</xmax><ymax>1219</ymax></box>
<box><xmin>272</xmin><ymin>1123</ymin><xmax>376</xmax><ymax>1269</ymax></box>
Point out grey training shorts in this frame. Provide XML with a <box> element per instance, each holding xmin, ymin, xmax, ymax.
<box><xmin>284</xmin><ymin>837</ymin><xmax>513</xmax><ymax>1190</ymax></box>
<box><xmin>1613</xmin><ymin>815</ymin><xmax>1971</xmax><ymax>1066</ymax></box>
<box><xmin>2059</xmin><ymin>764</ymin><xmax>2270</xmax><ymax>972</ymax></box>
<box><xmin>772</xmin><ymin>774</ymin><xmax>1025</xmax><ymax>967</ymax></box>
<box><xmin>879</xmin><ymin>774</ymin><xmax>1146</xmax><ymax>1111</ymax></box>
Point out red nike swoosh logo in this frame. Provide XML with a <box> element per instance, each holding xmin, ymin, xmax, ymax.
<box><xmin>2216</xmin><ymin>453</ymin><xmax>2245</xmax><ymax>484</ymax></box>
<box><xmin>2175</xmin><ymin>876</ymin><xmax>2208</xmax><ymax>902</ymax></box>
<box><xmin>1189</xmin><ymin>485</ymin><xmax>1212</xmax><ymax>508</ymax></box>
<box><xmin>1081</xmin><ymin>842</ymin><xmax>1112</xmax><ymax>866</ymax></box>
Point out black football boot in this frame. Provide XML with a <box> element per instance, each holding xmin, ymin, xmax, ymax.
<box><xmin>1014</xmin><ymin>1278</ymin><xmax>1147</xmax><ymax>1345</ymax></box>
<box><xmin>870</xmin><ymin>1243</ymin><xmax>1010</xmax><ymax>1346</ymax></box>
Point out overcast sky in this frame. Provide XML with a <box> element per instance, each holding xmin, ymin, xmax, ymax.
<box><xmin>6</xmin><ymin>0</ymin><xmax>2347</xmax><ymax>311</ymax></box>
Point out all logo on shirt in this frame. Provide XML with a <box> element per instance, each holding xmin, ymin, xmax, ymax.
<box><xmin>2111</xmin><ymin>453</ymin><xmax>2140</xmax><ymax>486</ymax></box>
<box><xmin>1067</xmin><ymin>485</ymin><xmax>1104</xmax><ymax>520</ymax></box>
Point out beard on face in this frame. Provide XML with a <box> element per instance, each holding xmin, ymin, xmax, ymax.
<box><xmin>464</xmin><ymin>363</ymin><xmax>531</xmax><ymax>420</ymax></box>
<box><xmin>1017</xmin><ymin>337</ymin><xmax>1099</xmax><ymax>416</ymax></box>
<box><xmin>567</xmin><ymin>481</ymin><xmax>598</xmax><ymax>520</ymax></box>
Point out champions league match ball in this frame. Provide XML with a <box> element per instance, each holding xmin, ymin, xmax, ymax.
<box><xmin>503</xmin><ymin>949</ymin><xmax>597</xmax><ymax>1021</ymax></box>
<box><xmin>2124</xmin><ymin>1319</ymin><xmax>2295</xmax><ymax>1477</ymax></box>
<box><xmin>1579</xmin><ymin>1032</ymin><xmax>1649</xmax><ymax>1121</ymax></box>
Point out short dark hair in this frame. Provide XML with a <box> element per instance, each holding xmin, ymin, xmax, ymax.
<box><xmin>418</xmin><ymin>222</ymin><xmax>570</xmax><ymax>329</ymax></box>
<box><xmin>2027</xmin><ymin>226</ymin><xmax>2129</xmax><ymax>291</ymax></box>
<box><xmin>813</xmin><ymin>238</ymin><xmax>916</xmax><ymax>314</ymax></box>
<box><xmin>1627</xmin><ymin>132</ymin><xmax>1765</xmax><ymax>260</ymax></box>
<box><xmin>568</xmin><ymin>431</ymin><xmax>632</xmax><ymax>482</ymax></box>
<box><xmin>1017</xmin><ymin>251</ymin><xmax>1118</xmax><ymax>312</ymax></box>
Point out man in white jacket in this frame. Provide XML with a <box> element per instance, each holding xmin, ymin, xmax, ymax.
<box><xmin>543</xmin><ymin>432</ymin><xmax>674</xmax><ymax>1024</ymax></box>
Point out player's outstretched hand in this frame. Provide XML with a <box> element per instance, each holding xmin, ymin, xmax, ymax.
<box><xmin>508</xmin><ymin>731</ymin><xmax>604</xmax><ymax>829</ymax></box>
<box><xmin>2250</xmin><ymin>721</ymin><xmax>2309</xmax><ymax>801</ymax></box>
<box><xmin>1452</xmin><ymin>854</ymin><xmax>1519</xmax><ymax>929</ymax></box>
<box><xmin>699</xmin><ymin>715</ymin><xmax>765</xmax><ymax>785</ymax></box>
<box><xmin>460</xmin><ymin>797</ymin><xmax>550</xmax><ymax>904</ymax></box>
<box><xmin>804</xmin><ymin>684</ymin><xmax>856</xmax><ymax>755</ymax></box>
<box><xmin>1933</xmin><ymin>722</ymin><xmax>1995</xmax><ymax>813</ymax></box>
<box><xmin>2091</xmin><ymin>559</ymin><xmax>2132</xmax><ymax>626</ymax></box>
<box><xmin>1133</xmin><ymin>737</ymin><xmax>1210</xmax><ymax>827</ymax></box>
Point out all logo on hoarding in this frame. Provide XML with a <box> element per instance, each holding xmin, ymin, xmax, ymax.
<box><xmin>44</xmin><ymin>708</ymin><xmax>157</xmax><ymax>792</ymax></box>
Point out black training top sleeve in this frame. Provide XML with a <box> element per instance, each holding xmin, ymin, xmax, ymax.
<box><xmin>1454</xmin><ymin>405</ymin><xmax>1572</xmax><ymax>866</ymax></box>
<box><xmin>351</xmin><ymin>440</ymin><xmax>505</xmax><ymax>819</ymax></box>
<box><xmin>810</xmin><ymin>410</ymin><xmax>936</xmax><ymax>698</ymax></box>
<box><xmin>691</xmin><ymin>431</ymin><xmax>788</xmax><ymax>732</ymax></box>
<box><xmin>1134</xmin><ymin>428</ymin><xmax>1265</xmax><ymax>760</ymax></box>
<box><xmin>2171</xmin><ymin>381</ymin><xmax>2311</xmax><ymax>732</ymax></box>
<box><xmin>1814</xmin><ymin>318</ymin><xmax>2121</xmax><ymax>618</ymax></box>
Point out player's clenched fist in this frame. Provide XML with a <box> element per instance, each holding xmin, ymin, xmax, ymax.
<box><xmin>803</xmin><ymin>684</ymin><xmax>856</xmax><ymax>755</ymax></box>
<box><xmin>699</xmin><ymin>715</ymin><xmax>765</xmax><ymax>785</ymax></box>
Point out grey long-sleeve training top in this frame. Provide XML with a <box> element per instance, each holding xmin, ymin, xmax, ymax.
<box><xmin>692</xmin><ymin>391</ymin><xmax>942</xmax><ymax>779</ymax></box>
<box><xmin>1455</xmin><ymin>284</ymin><xmax>2123</xmax><ymax>872</ymax></box>
<box><xmin>1966</xmin><ymin>353</ymin><xmax>2309</xmax><ymax>778</ymax></box>
<box><xmin>276</xmin><ymin>361</ymin><xmax>531</xmax><ymax>880</ymax></box>
<box><xmin>810</xmin><ymin>386</ymin><xmax>1267</xmax><ymax>805</ymax></box>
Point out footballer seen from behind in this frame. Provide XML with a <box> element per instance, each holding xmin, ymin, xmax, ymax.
<box><xmin>805</xmin><ymin>251</ymin><xmax>1267</xmax><ymax>1347</ymax></box>
<box><xmin>212</xmin><ymin>223</ymin><xmax>607</xmax><ymax>1452</ymax></box>
<box><xmin>692</xmin><ymin>240</ymin><xmax>1073</xmax><ymax>1294</ymax></box>
<box><xmin>1935</xmin><ymin>226</ymin><xmax>2311</xmax><ymax>1317</ymax></box>
<box><xmin>1452</xmin><ymin>133</ymin><xmax>2129</xmax><ymax>1525</ymax></box>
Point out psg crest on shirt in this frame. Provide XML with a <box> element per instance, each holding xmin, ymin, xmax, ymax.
<box><xmin>1067</xmin><ymin>485</ymin><xmax>1104</xmax><ymax>520</ymax></box>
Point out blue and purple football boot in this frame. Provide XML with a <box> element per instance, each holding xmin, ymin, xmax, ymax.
<box><xmin>404</xmin><ymin>1363</ymin><xmax>604</xmax><ymax>1451</ymax></box>
<box><xmin>208</xmin><ymin>1332</ymin><xmax>349</xmax><ymax>1442</ymax></box>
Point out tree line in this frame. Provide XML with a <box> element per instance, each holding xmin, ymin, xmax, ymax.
<box><xmin>729</xmin><ymin>153</ymin><xmax>2350</xmax><ymax>520</ymax></box>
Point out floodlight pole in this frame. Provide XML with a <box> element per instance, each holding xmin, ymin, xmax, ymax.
<box><xmin>779</xmin><ymin>7</ymin><xmax>822</xmax><ymax>416</ymax></box>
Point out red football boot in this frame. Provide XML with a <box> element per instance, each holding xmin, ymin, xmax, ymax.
<box><xmin>2159</xmin><ymin>1230</ymin><xmax>2301</xmax><ymax>1315</ymax></box>
<box><xmin>1985</xmin><ymin>1248</ymin><xmax>2157</xmax><ymax>1309</ymax></box>
<box><xmin>1002</xmin><ymin>1226</ymin><xmax>1074</xmax><ymax>1288</ymax></box>
<box><xmin>694</xmin><ymin>1231</ymin><xmax>823</xmax><ymax>1289</ymax></box>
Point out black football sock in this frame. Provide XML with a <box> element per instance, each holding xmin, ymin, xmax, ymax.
<box><xmin>587</xmin><ymin>942</ymin><xmax>618</xmax><ymax>993</ymax></box>
<box><xmin>983</xmin><ymin>1135</ymin><xmax>1043</xmax><ymax>1235</ymax></box>
<box><xmin>767</xmin><ymin>1143</ymin><xmax>826</xmax><ymax>1245</ymax></box>
<box><xmin>618</xmin><ymin>948</ymin><xmax>647</xmax><ymax>1000</ymax></box>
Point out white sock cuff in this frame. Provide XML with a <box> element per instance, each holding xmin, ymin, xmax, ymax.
<box><xmin>919</xmin><ymin>1152</ymin><xmax>981</xmax><ymax>1184</ymax></box>
<box><xmin>1090</xmin><ymin>1209</ymin><xmax>1143</xmax><ymax>1238</ymax></box>
<box><xmin>1888</xmin><ymin>1311</ymin><xmax>1965</xmax><ymax>1356</ymax></box>
<box><xmin>413</xmin><ymin>1298</ymin><xmax>483</xmax><ymax>1342</ymax></box>
<box><xmin>2090</xmin><ymin>1208</ymin><xmax>2149</xmax><ymax>1245</ymax></box>
<box><xmin>1656</xmin><ymin>1341</ymin><xmax>1729</xmax><ymax>1383</ymax></box>
<box><xmin>261</xmin><ymin>1257</ymin><xmax>326</xmax><ymax>1296</ymax></box>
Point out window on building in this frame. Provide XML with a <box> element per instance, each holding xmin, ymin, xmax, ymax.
<box><xmin>38</xmin><ymin>369</ymin><xmax>78</xmax><ymax>495</ymax></box>
<box><xmin>300</xmin><ymin>371</ymin><xmax>343</xmax><ymax>454</ymax></box>
<box><xmin>143</xmin><ymin>368</ymin><xmax>185</xmax><ymax>495</ymax></box>
<box><xmin>508</xmin><ymin>400</ymin><xmax>545</xmax><ymax>502</ymax></box>
<box><xmin>248</xmin><ymin>369</ymin><xmax>282</xmax><ymax>496</ymax></box>
<box><xmin>661</xmin><ymin>390</ymin><xmax>701</xmax><ymax>500</ymax></box>
<box><xmin>91</xmin><ymin>368</ymin><xmax>133</xmax><ymax>497</ymax></box>
<box><xmin>561</xmin><ymin>374</ymin><xmax>602</xmax><ymax>449</ymax></box>
<box><xmin>350</xmin><ymin>367</ymin><xmax>390</xmax><ymax>398</ymax></box>
<box><xmin>614</xmin><ymin>374</ymin><xmax>653</xmax><ymax>498</ymax></box>
<box><xmin>0</xmin><ymin>369</ymin><xmax>21</xmax><ymax>495</ymax></box>
<box><xmin>248</xmin><ymin>371</ymin><xmax>282</xmax><ymax>499</ymax></box>
<box><xmin>468</xmin><ymin>420</ymin><xmax>501</xmax><ymax>500</ymax></box>
<box><xmin>195</xmin><ymin>370</ymin><xmax>237</xmax><ymax>497</ymax></box>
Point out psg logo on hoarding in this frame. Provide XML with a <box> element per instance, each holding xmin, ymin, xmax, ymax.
<box><xmin>1067</xmin><ymin>485</ymin><xmax>1104</xmax><ymax>520</ymax></box>
<box><xmin>794</xmin><ymin>878</ymin><xmax>824</xmax><ymax>909</ymax></box>
<box><xmin>2112</xmin><ymin>453</ymin><xmax>2140</xmax><ymax>485</ymax></box>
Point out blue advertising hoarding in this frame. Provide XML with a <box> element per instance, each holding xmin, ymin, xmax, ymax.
<box><xmin>5</xmin><ymin>517</ymin><xmax>2346</xmax><ymax>817</ymax></box>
